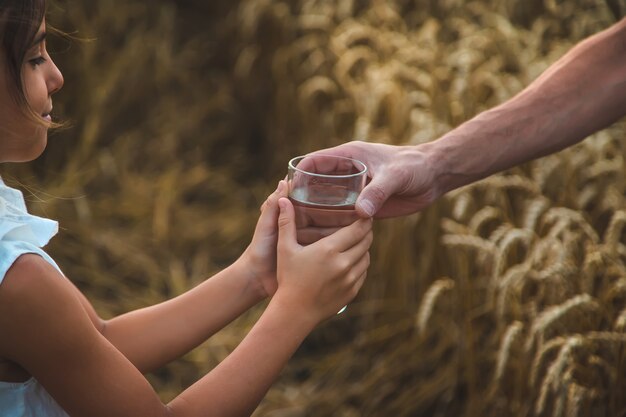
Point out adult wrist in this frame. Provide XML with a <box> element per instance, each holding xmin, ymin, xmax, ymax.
<box><xmin>409</xmin><ymin>141</ymin><xmax>449</xmax><ymax>200</ymax></box>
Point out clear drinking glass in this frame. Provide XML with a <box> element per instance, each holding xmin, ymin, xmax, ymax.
<box><xmin>288</xmin><ymin>154</ymin><xmax>367</xmax><ymax>230</ymax></box>
<box><xmin>287</xmin><ymin>154</ymin><xmax>368</xmax><ymax>314</ymax></box>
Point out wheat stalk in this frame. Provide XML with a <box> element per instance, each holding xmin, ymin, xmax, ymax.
<box><xmin>496</xmin><ymin>262</ymin><xmax>531</xmax><ymax>319</ymax></box>
<box><xmin>489</xmin><ymin>223</ymin><xmax>515</xmax><ymax>245</ymax></box>
<box><xmin>493</xmin><ymin>228</ymin><xmax>534</xmax><ymax>280</ymax></box>
<box><xmin>535</xmin><ymin>335</ymin><xmax>584</xmax><ymax>415</ymax></box>
<box><xmin>604</xmin><ymin>210</ymin><xmax>626</xmax><ymax>250</ymax></box>
<box><xmin>441</xmin><ymin>234</ymin><xmax>497</xmax><ymax>256</ymax></box>
<box><xmin>493</xmin><ymin>321</ymin><xmax>524</xmax><ymax>385</ymax></box>
<box><xmin>615</xmin><ymin>308</ymin><xmax>626</xmax><ymax>332</ymax></box>
<box><xmin>543</xmin><ymin>208</ymin><xmax>599</xmax><ymax>243</ymax></box>
<box><xmin>468</xmin><ymin>206</ymin><xmax>503</xmax><ymax>236</ymax></box>
<box><xmin>523</xmin><ymin>197</ymin><xmax>550</xmax><ymax>232</ymax></box>
<box><xmin>415</xmin><ymin>278</ymin><xmax>455</xmax><ymax>337</ymax></box>
<box><xmin>527</xmin><ymin>294</ymin><xmax>601</xmax><ymax>352</ymax></box>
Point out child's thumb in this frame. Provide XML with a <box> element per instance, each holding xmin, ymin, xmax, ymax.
<box><xmin>277</xmin><ymin>197</ymin><xmax>297</xmax><ymax>250</ymax></box>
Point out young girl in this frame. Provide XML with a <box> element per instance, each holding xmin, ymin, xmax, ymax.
<box><xmin>0</xmin><ymin>1</ymin><xmax>373</xmax><ymax>416</ymax></box>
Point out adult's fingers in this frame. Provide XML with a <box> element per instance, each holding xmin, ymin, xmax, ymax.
<box><xmin>308</xmin><ymin>142</ymin><xmax>400</xmax><ymax>218</ymax></box>
<box><xmin>308</xmin><ymin>141</ymin><xmax>369</xmax><ymax>162</ymax></box>
<box><xmin>293</xmin><ymin>154</ymin><xmax>365</xmax><ymax>180</ymax></box>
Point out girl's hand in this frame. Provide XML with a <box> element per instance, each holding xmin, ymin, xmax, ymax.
<box><xmin>239</xmin><ymin>181</ymin><xmax>289</xmax><ymax>299</ymax></box>
<box><xmin>273</xmin><ymin>197</ymin><xmax>373</xmax><ymax>324</ymax></box>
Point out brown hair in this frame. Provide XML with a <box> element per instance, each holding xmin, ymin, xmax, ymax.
<box><xmin>0</xmin><ymin>0</ymin><xmax>47</xmax><ymax>119</ymax></box>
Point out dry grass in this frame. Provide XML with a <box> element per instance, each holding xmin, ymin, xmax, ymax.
<box><xmin>1</xmin><ymin>0</ymin><xmax>625</xmax><ymax>416</ymax></box>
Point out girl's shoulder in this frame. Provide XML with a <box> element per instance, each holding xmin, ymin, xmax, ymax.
<box><xmin>0</xmin><ymin>181</ymin><xmax>63</xmax><ymax>286</ymax></box>
<box><xmin>0</xmin><ymin>240</ymin><xmax>63</xmax><ymax>286</ymax></box>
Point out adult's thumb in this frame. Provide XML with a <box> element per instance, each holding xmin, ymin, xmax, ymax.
<box><xmin>277</xmin><ymin>197</ymin><xmax>297</xmax><ymax>250</ymax></box>
<box><xmin>356</xmin><ymin>175</ymin><xmax>395</xmax><ymax>218</ymax></box>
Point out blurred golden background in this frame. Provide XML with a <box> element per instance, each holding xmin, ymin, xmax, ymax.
<box><xmin>2</xmin><ymin>0</ymin><xmax>625</xmax><ymax>416</ymax></box>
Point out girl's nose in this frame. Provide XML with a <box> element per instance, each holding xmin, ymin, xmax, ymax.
<box><xmin>47</xmin><ymin>59</ymin><xmax>64</xmax><ymax>95</ymax></box>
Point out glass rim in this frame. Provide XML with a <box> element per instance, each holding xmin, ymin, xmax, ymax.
<box><xmin>288</xmin><ymin>155</ymin><xmax>368</xmax><ymax>179</ymax></box>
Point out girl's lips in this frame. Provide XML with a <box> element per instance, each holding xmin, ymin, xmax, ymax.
<box><xmin>42</xmin><ymin>106</ymin><xmax>53</xmax><ymax>122</ymax></box>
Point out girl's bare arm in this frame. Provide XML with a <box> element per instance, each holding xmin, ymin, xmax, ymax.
<box><xmin>91</xmin><ymin>260</ymin><xmax>266</xmax><ymax>374</ymax></box>
<box><xmin>71</xmin><ymin>184</ymin><xmax>288</xmax><ymax>374</ymax></box>
<box><xmin>0</xmin><ymin>209</ymin><xmax>372</xmax><ymax>416</ymax></box>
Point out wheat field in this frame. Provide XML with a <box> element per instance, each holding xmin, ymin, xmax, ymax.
<box><xmin>2</xmin><ymin>0</ymin><xmax>625</xmax><ymax>416</ymax></box>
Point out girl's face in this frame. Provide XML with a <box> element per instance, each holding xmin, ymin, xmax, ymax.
<box><xmin>0</xmin><ymin>18</ymin><xmax>64</xmax><ymax>163</ymax></box>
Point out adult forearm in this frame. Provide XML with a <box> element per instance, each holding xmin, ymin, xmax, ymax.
<box><xmin>102</xmin><ymin>260</ymin><xmax>265</xmax><ymax>373</ymax></box>
<box><xmin>167</xmin><ymin>297</ymin><xmax>317</xmax><ymax>417</ymax></box>
<box><xmin>425</xmin><ymin>18</ymin><xmax>626</xmax><ymax>196</ymax></box>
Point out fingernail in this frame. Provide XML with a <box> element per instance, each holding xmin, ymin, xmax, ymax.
<box><xmin>278</xmin><ymin>199</ymin><xmax>286</xmax><ymax>212</ymax></box>
<box><xmin>277</xmin><ymin>181</ymin><xmax>285</xmax><ymax>193</ymax></box>
<box><xmin>360</xmin><ymin>199</ymin><xmax>375</xmax><ymax>217</ymax></box>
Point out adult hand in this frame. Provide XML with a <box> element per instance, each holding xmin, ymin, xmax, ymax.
<box><xmin>311</xmin><ymin>141</ymin><xmax>440</xmax><ymax>218</ymax></box>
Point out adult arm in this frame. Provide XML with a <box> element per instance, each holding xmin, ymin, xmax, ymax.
<box><xmin>317</xmin><ymin>18</ymin><xmax>626</xmax><ymax>217</ymax></box>
<box><xmin>428</xmin><ymin>17</ymin><xmax>626</xmax><ymax>195</ymax></box>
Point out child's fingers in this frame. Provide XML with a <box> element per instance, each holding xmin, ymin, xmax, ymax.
<box><xmin>348</xmin><ymin>270</ymin><xmax>368</xmax><ymax>301</ymax></box>
<box><xmin>320</xmin><ymin>218</ymin><xmax>372</xmax><ymax>253</ymax></box>
<box><xmin>342</xmin><ymin>230</ymin><xmax>373</xmax><ymax>262</ymax></box>
<box><xmin>330</xmin><ymin>231</ymin><xmax>372</xmax><ymax>281</ymax></box>
<box><xmin>277</xmin><ymin>197</ymin><xmax>299</xmax><ymax>253</ymax></box>
<box><xmin>277</xmin><ymin>180</ymin><xmax>289</xmax><ymax>198</ymax></box>
<box><xmin>349</xmin><ymin>251</ymin><xmax>370</xmax><ymax>283</ymax></box>
<box><xmin>256</xmin><ymin>181</ymin><xmax>285</xmax><ymax>232</ymax></box>
<box><xmin>296</xmin><ymin>226</ymin><xmax>341</xmax><ymax>245</ymax></box>
<box><xmin>342</xmin><ymin>254</ymin><xmax>370</xmax><ymax>305</ymax></box>
<box><xmin>260</xmin><ymin>181</ymin><xmax>286</xmax><ymax>212</ymax></box>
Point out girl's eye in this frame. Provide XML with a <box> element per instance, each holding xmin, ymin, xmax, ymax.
<box><xmin>29</xmin><ymin>56</ymin><xmax>47</xmax><ymax>67</ymax></box>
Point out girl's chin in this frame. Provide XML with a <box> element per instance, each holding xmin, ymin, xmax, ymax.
<box><xmin>0</xmin><ymin>127</ymin><xmax>48</xmax><ymax>163</ymax></box>
<box><xmin>21</xmin><ymin>135</ymin><xmax>48</xmax><ymax>162</ymax></box>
